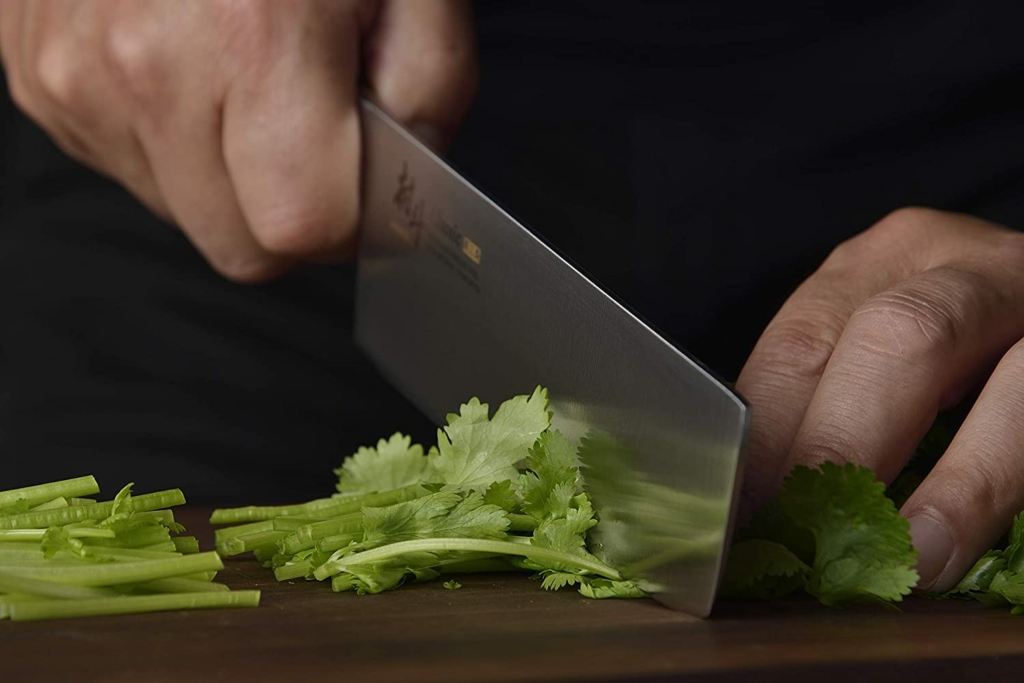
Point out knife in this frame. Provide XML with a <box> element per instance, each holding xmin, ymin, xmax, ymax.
<box><xmin>354</xmin><ymin>100</ymin><xmax>749</xmax><ymax>617</ymax></box>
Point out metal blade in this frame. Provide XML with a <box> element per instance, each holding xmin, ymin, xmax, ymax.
<box><xmin>354</xmin><ymin>100</ymin><xmax>749</xmax><ymax>617</ymax></box>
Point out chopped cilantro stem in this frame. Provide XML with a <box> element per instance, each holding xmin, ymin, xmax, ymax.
<box><xmin>0</xmin><ymin>528</ymin><xmax>115</xmax><ymax>542</ymax></box>
<box><xmin>271</xmin><ymin>515</ymin><xmax>336</xmax><ymax>531</ymax></box>
<box><xmin>317</xmin><ymin>539</ymin><xmax>622</xmax><ymax>581</ymax></box>
<box><xmin>84</xmin><ymin>527</ymin><xmax>172</xmax><ymax>549</ymax></box>
<box><xmin>315</xmin><ymin>532</ymin><xmax>361</xmax><ymax>553</ymax></box>
<box><xmin>0</xmin><ymin>551</ymin><xmax>222</xmax><ymax>586</ymax></box>
<box><xmin>0</xmin><ymin>489</ymin><xmax>186</xmax><ymax>530</ymax></box>
<box><xmin>0</xmin><ymin>570</ymin><xmax>117</xmax><ymax>599</ymax></box>
<box><xmin>273</xmin><ymin>561</ymin><xmax>312</xmax><ymax>582</ymax></box>
<box><xmin>172</xmin><ymin>537</ymin><xmax>200</xmax><ymax>554</ymax></box>
<box><xmin>0</xmin><ymin>476</ymin><xmax>100</xmax><ymax>510</ymax></box>
<box><xmin>217</xmin><ymin>531</ymin><xmax>287</xmax><ymax>557</ymax></box>
<box><xmin>279</xmin><ymin>514</ymin><xmax>363</xmax><ymax>555</ymax></box>
<box><xmin>213</xmin><ymin>520</ymin><xmax>275</xmax><ymax>544</ymax></box>
<box><xmin>87</xmin><ymin>547</ymin><xmax>182</xmax><ymax>561</ymax></box>
<box><xmin>134</xmin><ymin>578</ymin><xmax>230</xmax><ymax>594</ymax></box>
<box><xmin>6</xmin><ymin>590</ymin><xmax>261</xmax><ymax>622</ymax></box>
<box><xmin>29</xmin><ymin>497</ymin><xmax>69</xmax><ymax>511</ymax></box>
<box><xmin>209</xmin><ymin>485</ymin><xmax>426</xmax><ymax>524</ymax></box>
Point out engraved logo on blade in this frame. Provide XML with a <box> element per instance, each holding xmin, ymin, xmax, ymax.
<box><xmin>390</xmin><ymin>161</ymin><xmax>482</xmax><ymax>293</ymax></box>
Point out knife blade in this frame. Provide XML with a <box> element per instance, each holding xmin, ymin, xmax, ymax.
<box><xmin>354</xmin><ymin>100</ymin><xmax>749</xmax><ymax>617</ymax></box>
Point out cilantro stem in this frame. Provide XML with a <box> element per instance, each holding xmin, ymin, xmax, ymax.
<box><xmin>315</xmin><ymin>532</ymin><xmax>361</xmax><ymax>553</ymax></box>
<box><xmin>209</xmin><ymin>485</ymin><xmax>426</xmax><ymax>524</ymax></box>
<box><xmin>273</xmin><ymin>561</ymin><xmax>312</xmax><ymax>582</ymax></box>
<box><xmin>209</xmin><ymin>498</ymin><xmax>340</xmax><ymax>524</ymax></box>
<box><xmin>213</xmin><ymin>520</ymin><xmax>275</xmax><ymax>544</ymax></box>
<box><xmin>6</xmin><ymin>590</ymin><xmax>261</xmax><ymax>622</ymax></box>
<box><xmin>172</xmin><ymin>537</ymin><xmax>200</xmax><ymax>554</ymax></box>
<box><xmin>84</xmin><ymin>526</ymin><xmax>171</xmax><ymax>549</ymax></box>
<box><xmin>0</xmin><ymin>476</ymin><xmax>100</xmax><ymax>510</ymax></box>
<box><xmin>134</xmin><ymin>578</ymin><xmax>229</xmax><ymax>594</ymax></box>
<box><xmin>0</xmin><ymin>489</ymin><xmax>185</xmax><ymax>530</ymax></box>
<box><xmin>0</xmin><ymin>570</ymin><xmax>117</xmax><ymax>599</ymax></box>
<box><xmin>217</xmin><ymin>531</ymin><xmax>287</xmax><ymax>557</ymax></box>
<box><xmin>0</xmin><ymin>528</ymin><xmax>115</xmax><ymax>542</ymax></box>
<box><xmin>29</xmin><ymin>497</ymin><xmax>69</xmax><ymax>511</ymax></box>
<box><xmin>317</xmin><ymin>539</ymin><xmax>622</xmax><ymax>581</ymax></box>
<box><xmin>279</xmin><ymin>514</ymin><xmax>363</xmax><ymax>555</ymax></box>
<box><xmin>0</xmin><ymin>551</ymin><xmax>222</xmax><ymax>586</ymax></box>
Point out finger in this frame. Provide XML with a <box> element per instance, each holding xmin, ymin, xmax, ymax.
<box><xmin>27</xmin><ymin>1</ymin><xmax>169</xmax><ymax>218</ymax></box>
<box><xmin>221</xmin><ymin>3</ymin><xmax>365</xmax><ymax>262</ymax></box>
<box><xmin>783</xmin><ymin>255</ymin><xmax>1024</xmax><ymax>488</ymax></box>
<box><xmin>735</xmin><ymin>211</ymin><xmax>923</xmax><ymax>514</ymax></box>
<box><xmin>8</xmin><ymin>0</ymin><xmax>99</xmax><ymax>167</ymax></box>
<box><xmin>365</xmin><ymin>0</ymin><xmax>479</xmax><ymax>150</ymax></box>
<box><xmin>108</xmin><ymin>5</ymin><xmax>288</xmax><ymax>282</ymax></box>
<box><xmin>901</xmin><ymin>339</ymin><xmax>1024</xmax><ymax>591</ymax></box>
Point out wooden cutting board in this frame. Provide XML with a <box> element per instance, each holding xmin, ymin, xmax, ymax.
<box><xmin>3</xmin><ymin>508</ymin><xmax>1023</xmax><ymax>682</ymax></box>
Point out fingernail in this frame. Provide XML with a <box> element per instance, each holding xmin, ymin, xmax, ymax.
<box><xmin>410</xmin><ymin>122</ymin><xmax>445</xmax><ymax>152</ymax></box>
<box><xmin>908</xmin><ymin>515</ymin><xmax>954</xmax><ymax>591</ymax></box>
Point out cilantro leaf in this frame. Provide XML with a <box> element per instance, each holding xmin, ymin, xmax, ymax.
<box><xmin>335</xmin><ymin>433</ymin><xmax>430</xmax><ymax>496</ymax></box>
<box><xmin>950</xmin><ymin>551</ymin><xmax>1007</xmax><ymax>595</ymax></box>
<box><xmin>987</xmin><ymin>570</ymin><xmax>1024</xmax><ymax>605</ymax></box>
<box><xmin>430</xmin><ymin>492</ymin><xmax>510</xmax><ymax>540</ymax></box>
<box><xmin>779</xmin><ymin>463</ymin><xmax>919</xmax><ymax>607</ymax></box>
<box><xmin>482</xmin><ymin>480</ymin><xmax>518</xmax><ymax>513</ymax></box>
<box><xmin>578</xmin><ymin>578</ymin><xmax>646</xmax><ymax>599</ymax></box>
<box><xmin>443</xmin><ymin>580</ymin><xmax>462</xmax><ymax>590</ymax></box>
<box><xmin>522</xmin><ymin>430</ymin><xmax>581</xmax><ymax>521</ymax></box>
<box><xmin>719</xmin><ymin>539</ymin><xmax>810</xmax><ymax>600</ymax></box>
<box><xmin>539</xmin><ymin>571</ymin><xmax>583</xmax><ymax>591</ymax></box>
<box><xmin>431</xmin><ymin>386</ymin><xmax>550</xmax><ymax>490</ymax></box>
<box><xmin>360</xmin><ymin>490</ymin><xmax>462</xmax><ymax>549</ymax></box>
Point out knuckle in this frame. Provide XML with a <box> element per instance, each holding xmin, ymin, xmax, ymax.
<box><xmin>851</xmin><ymin>273</ymin><xmax>973</xmax><ymax>363</ymax></box>
<box><xmin>34</xmin><ymin>41</ymin><xmax>83</xmax><ymax>110</ymax></box>
<box><xmin>755</xmin><ymin>313</ymin><xmax>845</xmax><ymax>380</ymax></box>
<box><xmin>872</xmin><ymin>206</ymin><xmax>938</xmax><ymax>240</ymax></box>
<box><xmin>103</xmin><ymin>20</ymin><xmax>166</xmax><ymax>106</ymax></box>
<box><xmin>250</xmin><ymin>198</ymin><xmax>359</xmax><ymax>257</ymax></box>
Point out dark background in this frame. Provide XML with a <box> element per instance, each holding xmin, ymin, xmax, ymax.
<box><xmin>2</xmin><ymin>1</ymin><xmax>1023</xmax><ymax>503</ymax></box>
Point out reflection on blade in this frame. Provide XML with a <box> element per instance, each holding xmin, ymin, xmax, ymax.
<box><xmin>579</xmin><ymin>431</ymin><xmax>730</xmax><ymax>597</ymax></box>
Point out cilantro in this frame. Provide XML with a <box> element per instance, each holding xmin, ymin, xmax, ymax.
<box><xmin>723</xmin><ymin>463</ymin><xmax>918</xmax><ymax>608</ymax></box>
<box><xmin>211</xmin><ymin>387</ymin><xmax>644</xmax><ymax>601</ymax></box>
<box><xmin>430</xmin><ymin>386</ymin><xmax>551</xmax><ymax>490</ymax></box>
<box><xmin>335</xmin><ymin>433</ymin><xmax>430</xmax><ymax>496</ymax></box>
<box><xmin>443</xmin><ymin>580</ymin><xmax>462</xmax><ymax>590</ymax></box>
<box><xmin>719</xmin><ymin>540</ymin><xmax>809</xmax><ymax>600</ymax></box>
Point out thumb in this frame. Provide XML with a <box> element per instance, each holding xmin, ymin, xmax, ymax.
<box><xmin>363</xmin><ymin>0</ymin><xmax>478</xmax><ymax>151</ymax></box>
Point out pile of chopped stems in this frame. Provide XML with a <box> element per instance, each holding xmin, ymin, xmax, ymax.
<box><xmin>0</xmin><ymin>476</ymin><xmax>259</xmax><ymax>622</ymax></box>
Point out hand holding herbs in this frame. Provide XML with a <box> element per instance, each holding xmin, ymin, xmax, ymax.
<box><xmin>722</xmin><ymin>415</ymin><xmax>1024</xmax><ymax>614</ymax></box>
<box><xmin>0</xmin><ymin>476</ymin><xmax>259</xmax><ymax>622</ymax></box>
<box><xmin>210</xmin><ymin>386</ymin><xmax>644</xmax><ymax>599</ymax></box>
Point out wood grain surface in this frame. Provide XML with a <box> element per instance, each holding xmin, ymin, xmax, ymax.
<box><xmin>3</xmin><ymin>508</ymin><xmax>1024</xmax><ymax>682</ymax></box>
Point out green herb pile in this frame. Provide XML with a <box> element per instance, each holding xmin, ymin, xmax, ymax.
<box><xmin>211</xmin><ymin>386</ymin><xmax>645</xmax><ymax>599</ymax></box>
<box><xmin>0</xmin><ymin>476</ymin><xmax>259</xmax><ymax>621</ymax></box>
<box><xmin>722</xmin><ymin>406</ymin><xmax>1024</xmax><ymax>613</ymax></box>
